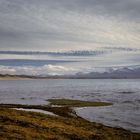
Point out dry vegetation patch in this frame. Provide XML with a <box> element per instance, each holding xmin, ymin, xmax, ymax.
<box><xmin>48</xmin><ymin>99</ymin><xmax>112</xmax><ymax>107</ymax></box>
<box><xmin>0</xmin><ymin>99</ymin><xmax>140</xmax><ymax>140</ymax></box>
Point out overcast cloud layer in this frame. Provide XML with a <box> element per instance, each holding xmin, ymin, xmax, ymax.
<box><xmin>0</xmin><ymin>0</ymin><xmax>140</xmax><ymax>51</ymax></box>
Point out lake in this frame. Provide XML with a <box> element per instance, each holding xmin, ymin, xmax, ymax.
<box><xmin>0</xmin><ymin>79</ymin><xmax>140</xmax><ymax>132</ymax></box>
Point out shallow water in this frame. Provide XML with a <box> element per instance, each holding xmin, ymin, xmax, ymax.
<box><xmin>0</xmin><ymin>79</ymin><xmax>140</xmax><ymax>132</ymax></box>
<box><xmin>14</xmin><ymin>108</ymin><xmax>57</xmax><ymax>116</ymax></box>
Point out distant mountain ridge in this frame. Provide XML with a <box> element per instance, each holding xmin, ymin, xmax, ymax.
<box><xmin>0</xmin><ymin>66</ymin><xmax>140</xmax><ymax>79</ymax></box>
<box><xmin>75</xmin><ymin>67</ymin><xmax>140</xmax><ymax>79</ymax></box>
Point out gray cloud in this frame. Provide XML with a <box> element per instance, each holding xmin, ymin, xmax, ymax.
<box><xmin>0</xmin><ymin>0</ymin><xmax>140</xmax><ymax>51</ymax></box>
<box><xmin>0</xmin><ymin>27</ymin><xmax>26</xmax><ymax>40</ymax></box>
<box><xmin>21</xmin><ymin>0</ymin><xmax>140</xmax><ymax>20</ymax></box>
<box><xmin>74</xmin><ymin>0</ymin><xmax>140</xmax><ymax>20</ymax></box>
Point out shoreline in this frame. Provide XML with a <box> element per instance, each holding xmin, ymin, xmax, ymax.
<box><xmin>0</xmin><ymin>76</ymin><xmax>140</xmax><ymax>80</ymax></box>
<box><xmin>0</xmin><ymin>102</ymin><xmax>140</xmax><ymax>140</ymax></box>
<box><xmin>0</xmin><ymin>77</ymin><xmax>32</xmax><ymax>80</ymax></box>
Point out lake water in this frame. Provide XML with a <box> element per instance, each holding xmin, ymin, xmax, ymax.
<box><xmin>0</xmin><ymin>79</ymin><xmax>140</xmax><ymax>132</ymax></box>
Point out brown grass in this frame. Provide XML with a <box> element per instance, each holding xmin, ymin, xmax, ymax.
<box><xmin>0</xmin><ymin>106</ymin><xmax>140</xmax><ymax>140</ymax></box>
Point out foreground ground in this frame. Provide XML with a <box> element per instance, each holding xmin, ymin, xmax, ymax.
<box><xmin>0</xmin><ymin>99</ymin><xmax>140</xmax><ymax>140</ymax></box>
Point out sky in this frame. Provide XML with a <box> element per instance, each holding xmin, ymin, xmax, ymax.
<box><xmin>0</xmin><ymin>0</ymin><xmax>140</xmax><ymax>51</ymax></box>
<box><xmin>0</xmin><ymin>0</ymin><xmax>140</xmax><ymax>75</ymax></box>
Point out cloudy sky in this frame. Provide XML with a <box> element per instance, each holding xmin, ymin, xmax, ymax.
<box><xmin>0</xmin><ymin>0</ymin><xmax>140</xmax><ymax>51</ymax></box>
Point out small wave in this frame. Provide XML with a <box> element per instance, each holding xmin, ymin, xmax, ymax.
<box><xmin>136</xmin><ymin>99</ymin><xmax>140</xmax><ymax>103</ymax></box>
<box><xmin>122</xmin><ymin>101</ymin><xmax>134</xmax><ymax>104</ymax></box>
<box><xmin>118</xmin><ymin>91</ymin><xmax>135</xmax><ymax>94</ymax></box>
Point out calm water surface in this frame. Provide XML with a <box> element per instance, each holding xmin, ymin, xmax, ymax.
<box><xmin>0</xmin><ymin>79</ymin><xmax>140</xmax><ymax>132</ymax></box>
